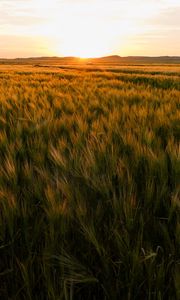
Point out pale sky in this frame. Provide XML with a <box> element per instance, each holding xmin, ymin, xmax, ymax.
<box><xmin>0</xmin><ymin>0</ymin><xmax>180</xmax><ymax>58</ymax></box>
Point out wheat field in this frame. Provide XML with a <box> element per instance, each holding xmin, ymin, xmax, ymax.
<box><xmin>0</xmin><ymin>64</ymin><xmax>179</xmax><ymax>299</ymax></box>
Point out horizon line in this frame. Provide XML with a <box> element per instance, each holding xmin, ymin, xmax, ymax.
<box><xmin>0</xmin><ymin>55</ymin><xmax>180</xmax><ymax>60</ymax></box>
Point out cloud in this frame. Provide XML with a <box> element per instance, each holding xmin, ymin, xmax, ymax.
<box><xmin>0</xmin><ymin>35</ymin><xmax>51</xmax><ymax>58</ymax></box>
<box><xmin>152</xmin><ymin>7</ymin><xmax>180</xmax><ymax>29</ymax></box>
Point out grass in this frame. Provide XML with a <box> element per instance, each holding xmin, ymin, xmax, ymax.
<box><xmin>0</xmin><ymin>64</ymin><xmax>179</xmax><ymax>299</ymax></box>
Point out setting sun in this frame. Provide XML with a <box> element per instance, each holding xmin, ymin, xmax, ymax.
<box><xmin>51</xmin><ymin>2</ymin><xmax>119</xmax><ymax>58</ymax></box>
<box><xmin>55</xmin><ymin>22</ymin><xmax>114</xmax><ymax>58</ymax></box>
<box><xmin>56</xmin><ymin>33</ymin><xmax>112</xmax><ymax>58</ymax></box>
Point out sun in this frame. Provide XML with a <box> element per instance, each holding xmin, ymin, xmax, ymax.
<box><xmin>52</xmin><ymin>9</ymin><xmax>114</xmax><ymax>58</ymax></box>
<box><xmin>61</xmin><ymin>38</ymin><xmax>110</xmax><ymax>58</ymax></box>
<box><xmin>56</xmin><ymin>31</ymin><xmax>112</xmax><ymax>58</ymax></box>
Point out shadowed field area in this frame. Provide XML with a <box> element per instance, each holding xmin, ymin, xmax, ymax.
<box><xmin>0</xmin><ymin>63</ymin><xmax>179</xmax><ymax>299</ymax></box>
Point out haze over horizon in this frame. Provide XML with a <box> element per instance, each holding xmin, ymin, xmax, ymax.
<box><xmin>1</xmin><ymin>0</ymin><xmax>180</xmax><ymax>59</ymax></box>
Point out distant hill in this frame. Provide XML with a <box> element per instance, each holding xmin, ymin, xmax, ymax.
<box><xmin>93</xmin><ymin>55</ymin><xmax>180</xmax><ymax>64</ymax></box>
<box><xmin>0</xmin><ymin>55</ymin><xmax>180</xmax><ymax>65</ymax></box>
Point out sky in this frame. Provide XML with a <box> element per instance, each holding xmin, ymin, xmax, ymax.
<box><xmin>0</xmin><ymin>0</ymin><xmax>180</xmax><ymax>58</ymax></box>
